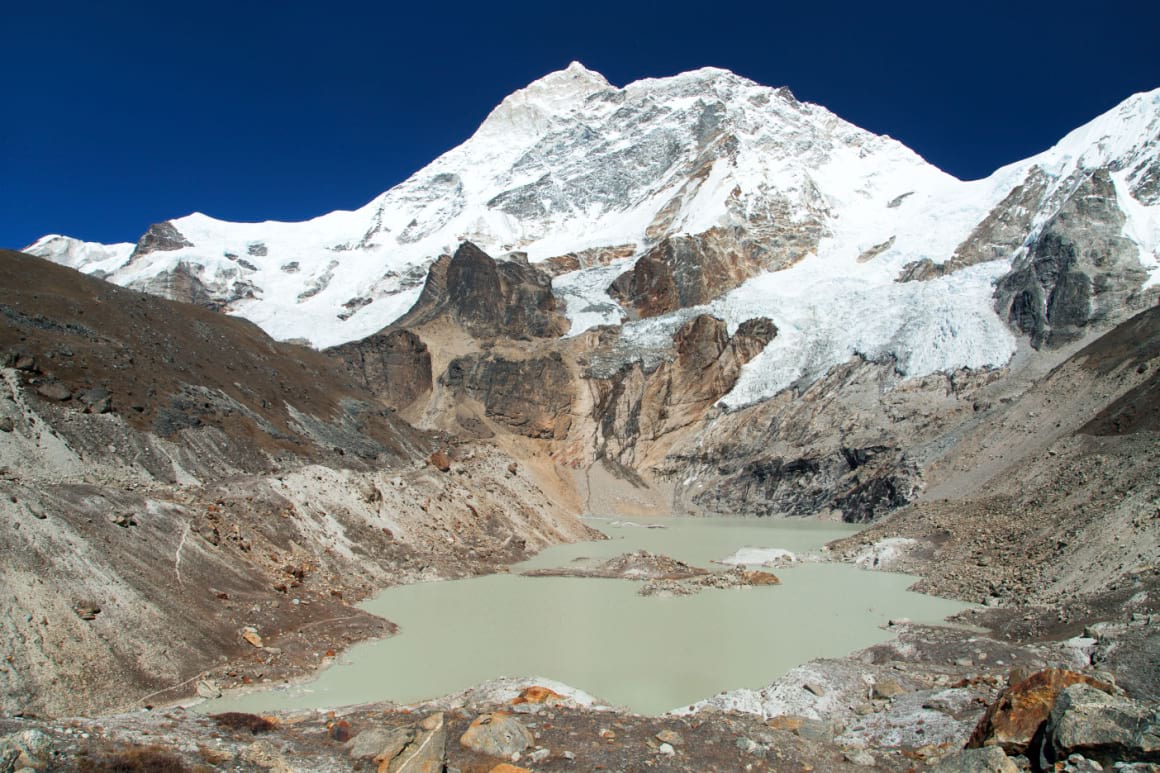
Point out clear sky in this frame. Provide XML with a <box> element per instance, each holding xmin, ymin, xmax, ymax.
<box><xmin>3</xmin><ymin>0</ymin><xmax>1157</xmax><ymax>250</ymax></box>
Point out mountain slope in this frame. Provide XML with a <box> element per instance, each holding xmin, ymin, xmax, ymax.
<box><xmin>27</xmin><ymin>68</ymin><xmax>1159</xmax><ymax>397</ymax></box>
<box><xmin>0</xmin><ymin>249</ymin><xmax>589</xmax><ymax>716</ymax></box>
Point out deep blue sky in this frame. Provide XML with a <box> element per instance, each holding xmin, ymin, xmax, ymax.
<box><xmin>3</xmin><ymin>0</ymin><xmax>1157</xmax><ymax>250</ymax></box>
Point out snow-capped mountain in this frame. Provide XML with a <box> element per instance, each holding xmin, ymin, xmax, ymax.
<box><xmin>25</xmin><ymin>64</ymin><xmax>1160</xmax><ymax>405</ymax></box>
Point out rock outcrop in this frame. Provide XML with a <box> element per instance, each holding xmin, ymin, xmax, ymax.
<box><xmin>995</xmin><ymin>169</ymin><xmax>1149</xmax><ymax>348</ymax></box>
<box><xmin>394</xmin><ymin>242</ymin><xmax>569</xmax><ymax>340</ymax></box>
<box><xmin>441</xmin><ymin>352</ymin><xmax>573</xmax><ymax>440</ymax></box>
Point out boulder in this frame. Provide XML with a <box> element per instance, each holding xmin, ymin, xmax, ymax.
<box><xmin>1041</xmin><ymin>683</ymin><xmax>1160</xmax><ymax>767</ymax></box>
<box><xmin>35</xmin><ymin>380</ymin><xmax>72</xmax><ymax>401</ymax></box>
<box><xmin>347</xmin><ymin>726</ymin><xmax>414</xmax><ymax>761</ymax></box>
<box><xmin>930</xmin><ymin>746</ymin><xmax>1019</xmax><ymax>773</ymax></box>
<box><xmin>376</xmin><ymin>713</ymin><xmax>446</xmax><ymax>773</ymax></box>
<box><xmin>327</xmin><ymin>329</ymin><xmax>433</xmax><ymax>410</ymax></box>
<box><xmin>967</xmin><ymin>669</ymin><xmax>1116</xmax><ymax>755</ymax></box>
<box><xmin>459</xmin><ymin>712</ymin><xmax>534</xmax><ymax>760</ymax></box>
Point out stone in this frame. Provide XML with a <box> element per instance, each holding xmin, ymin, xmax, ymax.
<box><xmin>73</xmin><ymin>603</ymin><xmax>101</xmax><ymax>621</ymax></box>
<box><xmin>512</xmin><ymin>685</ymin><xmax>564</xmax><ymax>705</ymax></box>
<box><xmin>844</xmin><ymin>748</ymin><xmax>876</xmax><ymax>766</ymax></box>
<box><xmin>739</xmin><ymin>569</ymin><xmax>781</xmax><ymax>586</ymax></box>
<box><xmin>241</xmin><ymin>740</ymin><xmax>295</xmax><ymax>773</ymax></box>
<box><xmin>658</xmin><ymin>742</ymin><xmax>676</xmax><ymax>755</ymax></box>
<box><xmin>0</xmin><ymin>416</ymin><xmax>12</xmax><ymax>432</ymax></box>
<box><xmin>348</xmin><ymin>726</ymin><xmax>414</xmax><ymax>761</ymax></box>
<box><xmin>1042</xmin><ymin>683</ymin><xmax>1160</xmax><ymax>768</ymax></box>
<box><xmin>871</xmin><ymin>679</ymin><xmax>907</xmax><ymax>700</ymax></box>
<box><xmin>35</xmin><ymin>380</ymin><xmax>72</xmax><ymax>401</ymax></box>
<box><xmin>242</xmin><ymin>626</ymin><xmax>264</xmax><ymax>648</ymax></box>
<box><xmin>428</xmin><ymin>451</ymin><xmax>452</xmax><ymax>472</ymax></box>
<box><xmin>803</xmin><ymin>682</ymin><xmax>826</xmax><ymax>697</ymax></box>
<box><xmin>459</xmin><ymin>712</ymin><xmax>533</xmax><ymax>760</ymax></box>
<box><xmin>488</xmin><ymin>765</ymin><xmax>532</xmax><ymax>773</ymax></box>
<box><xmin>655</xmin><ymin>729</ymin><xmax>684</xmax><ymax>746</ymax></box>
<box><xmin>930</xmin><ymin>746</ymin><xmax>1019</xmax><ymax>773</ymax></box>
<box><xmin>767</xmin><ymin>715</ymin><xmax>832</xmax><ymax>741</ymax></box>
<box><xmin>378</xmin><ymin>713</ymin><xmax>446</xmax><ymax>773</ymax></box>
<box><xmin>967</xmin><ymin>669</ymin><xmax>1116</xmax><ymax>755</ymax></box>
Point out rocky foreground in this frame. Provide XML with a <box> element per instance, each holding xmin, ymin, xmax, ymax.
<box><xmin>2</xmin><ymin>624</ymin><xmax>1158</xmax><ymax>772</ymax></box>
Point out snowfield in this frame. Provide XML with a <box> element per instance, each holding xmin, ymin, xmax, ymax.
<box><xmin>25</xmin><ymin>65</ymin><xmax>1160</xmax><ymax>402</ymax></box>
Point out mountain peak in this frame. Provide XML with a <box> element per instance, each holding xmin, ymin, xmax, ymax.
<box><xmin>475</xmin><ymin>63</ymin><xmax>613</xmax><ymax>138</ymax></box>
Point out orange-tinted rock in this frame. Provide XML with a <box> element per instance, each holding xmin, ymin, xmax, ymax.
<box><xmin>966</xmin><ymin>668</ymin><xmax>1116</xmax><ymax>755</ymax></box>
<box><xmin>489</xmin><ymin>765</ymin><xmax>533</xmax><ymax>773</ymax></box>
<box><xmin>740</xmin><ymin>570</ymin><xmax>781</xmax><ymax>586</ymax></box>
<box><xmin>428</xmin><ymin>451</ymin><xmax>451</xmax><ymax>472</ymax></box>
<box><xmin>512</xmin><ymin>685</ymin><xmax>565</xmax><ymax>705</ymax></box>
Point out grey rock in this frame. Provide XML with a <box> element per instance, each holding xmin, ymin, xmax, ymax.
<box><xmin>995</xmin><ymin>169</ymin><xmax>1148</xmax><ymax>348</ymax></box>
<box><xmin>1043</xmin><ymin>683</ymin><xmax>1160</xmax><ymax>768</ymax></box>
<box><xmin>0</xmin><ymin>729</ymin><xmax>53</xmax><ymax>770</ymax></box>
<box><xmin>382</xmin><ymin>713</ymin><xmax>446</xmax><ymax>773</ymax></box>
<box><xmin>129</xmin><ymin>221</ymin><xmax>193</xmax><ymax>259</ymax></box>
<box><xmin>35</xmin><ymin>381</ymin><xmax>71</xmax><ymax>401</ymax></box>
<box><xmin>459</xmin><ymin>712</ymin><xmax>533</xmax><ymax>759</ymax></box>
<box><xmin>0</xmin><ymin>416</ymin><xmax>13</xmax><ymax>432</ymax></box>
<box><xmin>347</xmin><ymin>725</ymin><xmax>414</xmax><ymax>761</ymax></box>
<box><xmin>931</xmin><ymin>746</ymin><xmax>1019</xmax><ymax>773</ymax></box>
<box><xmin>871</xmin><ymin>679</ymin><xmax>907</xmax><ymax>700</ymax></box>
<box><xmin>844</xmin><ymin>748</ymin><xmax>877</xmax><ymax>766</ymax></box>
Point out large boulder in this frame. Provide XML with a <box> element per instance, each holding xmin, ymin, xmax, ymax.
<box><xmin>930</xmin><ymin>746</ymin><xmax>1019</xmax><ymax>773</ymax></box>
<box><xmin>967</xmin><ymin>669</ymin><xmax>1116</xmax><ymax>755</ymax></box>
<box><xmin>395</xmin><ymin>242</ymin><xmax>569</xmax><ymax>340</ymax></box>
<box><xmin>459</xmin><ymin>712</ymin><xmax>534</xmax><ymax>760</ymax></box>
<box><xmin>1041</xmin><ymin>683</ymin><xmax>1160</xmax><ymax>768</ymax></box>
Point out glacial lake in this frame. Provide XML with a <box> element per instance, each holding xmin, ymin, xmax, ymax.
<box><xmin>202</xmin><ymin>516</ymin><xmax>970</xmax><ymax>715</ymax></box>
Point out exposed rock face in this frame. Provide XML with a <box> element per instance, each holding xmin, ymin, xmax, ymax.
<box><xmin>395</xmin><ymin>242</ymin><xmax>569</xmax><ymax>339</ymax></box>
<box><xmin>588</xmin><ymin>315</ymin><xmax>775</xmax><ymax>468</ymax></box>
<box><xmin>686</xmin><ymin>445</ymin><xmax>915</xmax><ymax>522</ymax></box>
<box><xmin>327</xmin><ymin>329</ymin><xmax>433</xmax><ymax>410</ymax></box>
<box><xmin>966</xmin><ymin>669</ymin><xmax>1115</xmax><ymax>755</ymax></box>
<box><xmin>995</xmin><ymin>169</ymin><xmax>1149</xmax><ymax>348</ymax></box>
<box><xmin>663</xmin><ymin>357</ymin><xmax>1000</xmax><ymax>522</ymax></box>
<box><xmin>441</xmin><ymin>352</ymin><xmax>573</xmax><ymax>439</ymax></box>
<box><xmin>898</xmin><ymin>169</ymin><xmax>1049</xmax><ymax>281</ymax></box>
<box><xmin>128</xmin><ymin>221</ymin><xmax>193</xmax><ymax>260</ymax></box>
<box><xmin>1041</xmin><ymin>683</ymin><xmax>1160</xmax><ymax>768</ymax></box>
<box><xmin>129</xmin><ymin>261</ymin><xmax>260</xmax><ymax>311</ymax></box>
<box><xmin>608</xmin><ymin>226</ymin><xmax>817</xmax><ymax>319</ymax></box>
<box><xmin>458</xmin><ymin>712</ymin><xmax>533</xmax><ymax>759</ymax></box>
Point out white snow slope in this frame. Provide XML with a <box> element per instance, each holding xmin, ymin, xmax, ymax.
<box><xmin>25</xmin><ymin>64</ymin><xmax>1160</xmax><ymax>405</ymax></box>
